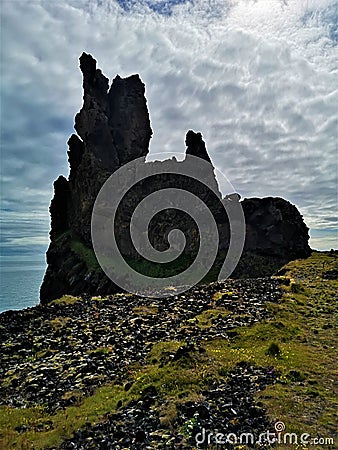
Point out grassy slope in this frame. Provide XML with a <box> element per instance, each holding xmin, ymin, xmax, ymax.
<box><xmin>0</xmin><ymin>252</ymin><xmax>337</xmax><ymax>449</ymax></box>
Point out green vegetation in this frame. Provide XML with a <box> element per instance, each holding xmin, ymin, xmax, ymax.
<box><xmin>0</xmin><ymin>384</ymin><xmax>139</xmax><ymax>449</ymax></box>
<box><xmin>133</xmin><ymin>305</ymin><xmax>159</xmax><ymax>315</ymax></box>
<box><xmin>193</xmin><ymin>307</ymin><xmax>231</xmax><ymax>329</ymax></box>
<box><xmin>49</xmin><ymin>317</ymin><xmax>72</xmax><ymax>331</ymax></box>
<box><xmin>86</xmin><ymin>347</ymin><xmax>113</xmax><ymax>356</ymax></box>
<box><xmin>54</xmin><ymin>231</ymin><xmax>286</xmax><ymax>283</ymax></box>
<box><xmin>51</xmin><ymin>295</ymin><xmax>80</xmax><ymax>306</ymax></box>
<box><xmin>54</xmin><ymin>230</ymin><xmax>100</xmax><ymax>272</ymax></box>
<box><xmin>70</xmin><ymin>238</ymin><xmax>100</xmax><ymax>272</ymax></box>
<box><xmin>266</xmin><ymin>342</ymin><xmax>281</xmax><ymax>357</ymax></box>
<box><xmin>126</xmin><ymin>254</ymin><xmax>196</xmax><ymax>279</ymax></box>
<box><xmin>1</xmin><ymin>251</ymin><xmax>337</xmax><ymax>449</ymax></box>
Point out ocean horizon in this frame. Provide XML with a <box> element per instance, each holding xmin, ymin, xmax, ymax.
<box><xmin>0</xmin><ymin>256</ymin><xmax>47</xmax><ymax>313</ymax></box>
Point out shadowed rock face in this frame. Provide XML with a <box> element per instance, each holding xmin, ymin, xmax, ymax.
<box><xmin>40</xmin><ymin>54</ymin><xmax>311</xmax><ymax>304</ymax></box>
<box><xmin>41</xmin><ymin>53</ymin><xmax>152</xmax><ymax>302</ymax></box>
<box><xmin>66</xmin><ymin>52</ymin><xmax>152</xmax><ymax>246</ymax></box>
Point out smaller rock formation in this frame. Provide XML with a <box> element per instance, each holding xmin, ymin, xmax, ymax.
<box><xmin>233</xmin><ymin>197</ymin><xmax>311</xmax><ymax>278</ymax></box>
<box><xmin>243</xmin><ymin>197</ymin><xmax>310</xmax><ymax>259</ymax></box>
<box><xmin>185</xmin><ymin>130</ymin><xmax>211</xmax><ymax>163</ymax></box>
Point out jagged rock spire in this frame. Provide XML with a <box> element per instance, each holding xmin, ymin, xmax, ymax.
<box><xmin>185</xmin><ymin>130</ymin><xmax>211</xmax><ymax>163</ymax></box>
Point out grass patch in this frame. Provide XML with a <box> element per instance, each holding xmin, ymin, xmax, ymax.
<box><xmin>194</xmin><ymin>308</ymin><xmax>231</xmax><ymax>329</ymax></box>
<box><xmin>86</xmin><ymin>347</ymin><xmax>113</xmax><ymax>356</ymax></box>
<box><xmin>0</xmin><ymin>383</ymin><xmax>139</xmax><ymax>450</ymax></box>
<box><xmin>290</xmin><ymin>282</ymin><xmax>306</xmax><ymax>294</ymax></box>
<box><xmin>243</xmin><ymin>252</ymin><xmax>337</xmax><ymax>439</ymax></box>
<box><xmin>70</xmin><ymin>238</ymin><xmax>100</xmax><ymax>272</ymax></box>
<box><xmin>0</xmin><ymin>340</ymin><xmax>214</xmax><ymax>449</ymax></box>
<box><xmin>266</xmin><ymin>342</ymin><xmax>281</xmax><ymax>357</ymax></box>
<box><xmin>49</xmin><ymin>317</ymin><xmax>71</xmax><ymax>330</ymax></box>
<box><xmin>51</xmin><ymin>295</ymin><xmax>80</xmax><ymax>306</ymax></box>
<box><xmin>133</xmin><ymin>305</ymin><xmax>158</xmax><ymax>316</ymax></box>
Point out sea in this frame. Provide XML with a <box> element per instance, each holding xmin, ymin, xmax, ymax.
<box><xmin>0</xmin><ymin>257</ymin><xmax>47</xmax><ymax>313</ymax></box>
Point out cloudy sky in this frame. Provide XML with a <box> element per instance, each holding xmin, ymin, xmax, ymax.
<box><xmin>1</xmin><ymin>0</ymin><xmax>337</xmax><ymax>259</ymax></box>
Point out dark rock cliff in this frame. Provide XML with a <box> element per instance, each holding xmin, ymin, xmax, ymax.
<box><xmin>41</xmin><ymin>53</ymin><xmax>152</xmax><ymax>302</ymax></box>
<box><xmin>40</xmin><ymin>54</ymin><xmax>311</xmax><ymax>303</ymax></box>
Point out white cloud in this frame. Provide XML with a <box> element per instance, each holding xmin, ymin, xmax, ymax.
<box><xmin>1</xmin><ymin>0</ymin><xmax>337</xmax><ymax>253</ymax></box>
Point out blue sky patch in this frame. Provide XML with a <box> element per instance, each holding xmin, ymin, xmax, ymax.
<box><xmin>301</xmin><ymin>2</ymin><xmax>338</xmax><ymax>44</ymax></box>
<box><xmin>116</xmin><ymin>0</ymin><xmax>192</xmax><ymax>16</ymax></box>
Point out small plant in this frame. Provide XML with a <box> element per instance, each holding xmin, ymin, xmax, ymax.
<box><xmin>181</xmin><ymin>417</ymin><xmax>197</xmax><ymax>438</ymax></box>
<box><xmin>218</xmin><ymin>367</ymin><xmax>229</xmax><ymax>377</ymax></box>
<box><xmin>70</xmin><ymin>237</ymin><xmax>100</xmax><ymax>271</ymax></box>
<box><xmin>266</xmin><ymin>342</ymin><xmax>281</xmax><ymax>357</ymax></box>
<box><xmin>287</xmin><ymin>370</ymin><xmax>306</xmax><ymax>382</ymax></box>
<box><xmin>133</xmin><ymin>305</ymin><xmax>158</xmax><ymax>315</ymax></box>
<box><xmin>87</xmin><ymin>347</ymin><xmax>113</xmax><ymax>356</ymax></box>
<box><xmin>290</xmin><ymin>282</ymin><xmax>305</xmax><ymax>294</ymax></box>
<box><xmin>51</xmin><ymin>295</ymin><xmax>79</xmax><ymax>306</ymax></box>
<box><xmin>49</xmin><ymin>317</ymin><xmax>71</xmax><ymax>330</ymax></box>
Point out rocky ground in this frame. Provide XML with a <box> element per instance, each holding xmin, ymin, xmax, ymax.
<box><xmin>1</xmin><ymin>278</ymin><xmax>282</xmax><ymax>449</ymax></box>
<box><xmin>56</xmin><ymin>362</ymin><xmax>277</xmax><ymax>449</ymax></box>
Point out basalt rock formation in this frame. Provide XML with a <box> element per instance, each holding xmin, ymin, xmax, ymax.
<box><xmin>40</xmin><ymin>54</ymin><xmax>311</xmax><ymax>303</ymax></box>
<box><xmin>41</xmin><ymin>53</ymin><xmax>152</xmax><ymax>302</ymax></box>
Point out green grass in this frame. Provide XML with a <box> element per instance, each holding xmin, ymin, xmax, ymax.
<box><xmin>50</xmin><ymin>295</ymin><xmax>80</xmax><ymax>306</ymax></box>
<box><xmin>0</xmin><ymin>384</ymin><xmax>139</xmax><ymax>449</ymax></box>
<box><xmin>133</xmin><ymin>305</ymin><xmax>159</xmax><ymax>315</ymax></box>
<box><xmin>193</xmin><ymin>307</ymin><xmax>231</xmax><ymax>329</ymax></box>
<box><xmin>52</xmin><ymin>230</ymin><xmax>100</xmax><ymax>273</ymax></box>
<box><xmin>125</xmin><ymin>254</ymin><xmax>200</xmax><ymax>279</ymax></box>
<box><xmin>70</xmin><ymin>238</ymin><xmax>100</xmax><ymax>272</ymax></box>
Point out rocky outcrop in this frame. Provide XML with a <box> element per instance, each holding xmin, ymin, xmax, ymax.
<box><xmin>243</xmin><ymin>197</ymin><xmax>310</xmax><ymax>259</ymax></box>
<box><xmin>231</xmin><ymin>196</ymin><xmax>311</xmax><ymax>278</ymax></box>
<box><xmin>185</xmin><ymin>130</ymin><xmax>211</xmax><ymax>163</ymax></box>
<box><xmin>40</xmin><ymin>54</ymin><xmax>311</xmax><ymax>303</ymax></box>
<box><xmin>68</xmin><ymin>53</ymin><xmax>152</xmax><ymax>246</ymax></box>
<box><xmin>41</xmin><ymin>53</ymin><xmax>153</xmax><ymax>302</ymax></box>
